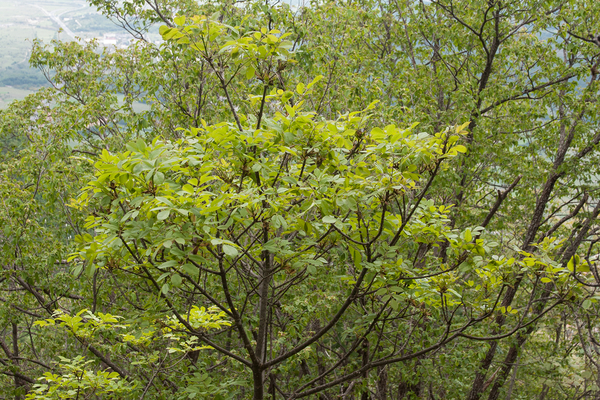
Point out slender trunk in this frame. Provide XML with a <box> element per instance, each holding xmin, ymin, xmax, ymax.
<box><xmin>361</xmin><ymin>340</ymin><xmax>370</xmax><ymax>400</ymax></box>
<box><xmin>504</xmin><ymin>353</ymin><xmax>520</xmax><ymax>400</ymax></box>
<box><xmin>538</xmin><ymin>384</ymin><xmax>549</xmax><ymax>400</ymax></box>
<box><xmin>466</xmin><ymin>342</ymin><xmax>499</xmax><ymax>400</ymax></box>
<box><xmin>398</xmin><ymin>367</ymin><xmax>421</xmax><ymax>399</ymax></box>
<box><xmin>269</xmin><ymin>373</ymin><xmax>276</xmax><ymax>400</ymax></box>
<box><xmin>376</xmin><ymin>365</ymin><xmax>387</xmax><ymax>400</ymax></box>
<box><xmin>254</xmin><ymin>218</ymin><xmax>271</xmax><ymax>400</ymax></box>
<box><xmin>253</xmin><ymin>367</ymin><xmax>264</xmax><ymax>400</ymax></box>
<box><xmin>12</xmin><ymin>323</ymin><xmax>22</xmax><ymax>400</ymax></box>
<box><xmin>487</xmin><ymin>321</ymin><xmax>533</xmax><ymax>400</ymax></box>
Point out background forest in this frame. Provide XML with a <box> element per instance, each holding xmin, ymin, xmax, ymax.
<box><xmin>1</xmin><ymin>0</ymin><xmax>600</xmax><ymax>399</ymax></box>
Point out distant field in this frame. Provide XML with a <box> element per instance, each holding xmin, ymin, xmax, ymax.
<box><xmin>0</xmin><ymin>86</ymin><xmax>35</xmax><ymax>109</ymax></box>
<box><xmin>0</xmin><ymin>0</ymin><xmax>162</xmax><ymax>109</ymax></box>
<box><xmin>0</xmin><ymin>1</ymin><xmax>93</xmax><ymax>65</ymax></box>
<box><xmin>0</xmin><ymin>0</ymin><xmax>121</xmax><ymax>108</ymax></box>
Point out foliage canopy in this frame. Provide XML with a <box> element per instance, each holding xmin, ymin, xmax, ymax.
<box><xmin>1</xmin><ymin>0</ymin><xmax>600</xmax><ymax>399</ymax></box>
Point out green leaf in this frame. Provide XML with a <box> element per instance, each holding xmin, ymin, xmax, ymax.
<box><xmin>157</xmin><ymin>210</ymin><xmax>171</xmax><ymax>220</ymax></box>
<box><xmin>171</xmin><ymin>273</ymin><xmax>182</xmax><ymax>287</ymax></box>
<box><xmin>159</xmin><ymin>25</ymin><xmax>170</xmax><ymax>35</ymax></box>
<box><xmin>222</xmin><ymin>245</ymin><xmax>239</xmax><ymax>257</ymax></box>
<box><xmin>174</xmin><ymin>16</ymin><xmax>186</xmax><ymax>26</ymax></box>
<box><xmin>161</xmin><ymin>283</ymin><xmax>170</xmax><ymax>294</ymax></box>
<box><xmin>153</xmin><ymin>171</ymin><xmax>165</xmax><ymax>185</ymax></box>
<box><xmin>322</xmin><ymin>216</ymin><xmax>337</xmax><ymax>224</ymax></box>
<box><xmin>246</xmin><ymin>66</ymin><xmax>256</xmax><ymax>80</ymax></box>
<box><xmin>464</xmin><ymin>229</ymin><xmax>472</xmax><ymax>242</ymax></box>
<box><xmin>182</xmin><ymin>263</ymin><xmax>199</xmax><ymax>276</ymax></box>
<box><xmin>159</xmin><ymin>260</ymin><xmax>178</xmax><ymax>269</ymax></box>
<box><xmin>582</xmin><ymin>299</ymin><xmax>592</xmax><ymax>310</ymax></box>
<box><xmin>349</xmin><ymin>246</ymin><xmax>362</xmax><ymax>268</ymax></box>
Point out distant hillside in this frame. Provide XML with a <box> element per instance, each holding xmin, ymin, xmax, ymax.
<box><xmin>0</xmin><ymin>63</ymin><xmax>49</xmax><ymax>90</ymax></box>
<box><xmin>0</xmin><ymin>0</ymin><xmax>123</xmax><ymax>107</ymax></box>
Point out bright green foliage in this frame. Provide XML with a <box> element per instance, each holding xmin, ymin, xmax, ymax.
<box><xmin>28</xmin><ymin>307</ymin><xmax>230</xmax><ymax>399</ymax></box>
<box><xmin>68</xmin><ymin>86</ymin><xmax>488</xmax><ymax>397</ymax></box>
<box><xmin>25</xmin><ymin>357</ymin><xmax>133</xmax><ymax>400</ymax></box>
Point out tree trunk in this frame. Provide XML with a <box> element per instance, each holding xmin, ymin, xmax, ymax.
<box><xmin>253</xmin><ymin>367</ymin><xmax>264</xmax><ymax>400</ymax></box>
<box><xmin>377</xmin><ymin>365</ymin><xmax>388</xmax><ymax>400</ymax></box>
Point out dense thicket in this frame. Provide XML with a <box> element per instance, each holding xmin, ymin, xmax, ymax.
<box><xmin>1</xmin><ymin>0</ymin><xmax>600</xmax><ymax>399</ymax></box>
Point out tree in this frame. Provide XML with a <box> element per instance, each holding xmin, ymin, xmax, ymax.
<box><xmin>1</xmin><ymin>0</ymin><xmax>600</xmax><ymax>399</ymax></box>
